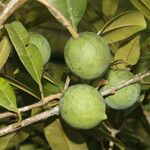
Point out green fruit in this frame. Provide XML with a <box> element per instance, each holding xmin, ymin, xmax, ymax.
<box><xmin>101</xmin><ymin>69</ymin><xmax>141</xmax><ymax>110</ymax></box>
<box><xmin>29</xmin><ymin>32</ymin><xmax>51</xmax><ymax>65</ymax></box>
<box><xmin>64</xmin><ymin>32</ymin><xmax>111</xmax><ymax>80</ymax></box>
<box><xmin>59</xmin><ymin>84</ymin><xmax>107</xmax><ymax>129</ymax></box>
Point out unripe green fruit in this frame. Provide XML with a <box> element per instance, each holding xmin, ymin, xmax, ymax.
<box><xmin>29</xmin><ymin>32</ymin><xmax>51</xmax><ymax>65</ymax></box>
<box><xmin>64</xmin><ymin>32</ymin><xmax>111</xmax><ymax>80</ymax></box>
<box><xmin>101</xmin><ymin>69</ymin><xmax>141</xmax><ymax>110</ymax></box>
<box><xmin>59</xmin><ymin>84</ymin><xmax>107</xmax><ymax>129</ymax></box>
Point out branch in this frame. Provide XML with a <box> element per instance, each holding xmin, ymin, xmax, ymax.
<box><xmin>37</xmin><ymin>0</ymin><xmax>79</xmax><ymax>38</ymax></box>
<box><xmin>63</xmin><ymin>76</ymin><xmax>71</xmax><ymax>91</ymax></box>
<box><xmin>0</xmin><ymin>2</ymin><xmax>5</xmax><ymax>12</ymax></box>
<box><xmin>101</xmin><ymin>71</ymin><xmax>150</xmax><ymax>96</ymax></box>
<box><xmin>0</xmin><ymin>0</ymin><xmax>28</xmax><ymax>29</ymax></box>
<box><xmin>0</xmin><ymin>75</ymin><xmax>70</xmax><ymax>119</ymax></box>
<box><xmin>0</xmin><ymin>72</ymin><xmax>149</xmax><ymax>136</ymax></box>
<box><xmin>0</xmin><ymin>106</ymin><xmax>59</xmax><ymax>136</ymax></box>
<box><xmin>0</xmin><ymin>93</ymin><xmax>61</xmax><ymax>119</ymax></box>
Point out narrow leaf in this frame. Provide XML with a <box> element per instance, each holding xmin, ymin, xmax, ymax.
<box><xmin>0</xmin><ymin>73</ymin><xmax>40</xmax><ymax>100</ymax></box>
<box><xmin>114</xmin><ymin>36</ymin><xmax>140</xmax><ymax>69</ymax></box>
<box><xmin>48</xmin><ymin>0</ymin><xmax>87</xmax><ymax>28</ymax></box>
<box><xmin>0</xmin><ymin>36</ymin><xmax>11</xmax><ymax>69</ymax></box>
<box><xmin>130</xmin><ymin>0</ymin><xmax>150</xmax><ymax>20</ymax></box>
<box><xmin>43</xmin><ymin>71</ymin><xmax>58</xmax><ymax>87</ymax></box>
<box><xmin>0</xmin><ymin>77</ymin><xmax>17</xmax><ymax>112</ymax></box>
<box><xmin>5</xmin><ymin>21</ymin><xmax>43</xmax><ymax>84</ymax></box>
<box><xmin>99</xmin><ymin>11</ymin><xmax>146</xmax><ymax>43</ymax></box>
<box><xmin>44</xmin><ymin>118</ymin><xmax>88</xmax><ymax>150</ymax></box>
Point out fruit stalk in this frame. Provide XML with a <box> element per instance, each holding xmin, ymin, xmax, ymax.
<box><xmin>0</xmin><ymin>0</ymin><xmax>28</xmax><ymax>28</ymax></box>
<box><xmin>38</xmin><ymin>0</ymin><xmax>79</xmax><ymax>38</ymax></box>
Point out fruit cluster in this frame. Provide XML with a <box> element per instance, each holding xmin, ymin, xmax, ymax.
<box><xmin>33</xmin><ymin>31</ymin><xmax>141</xmax><ymax>129</ymax></box>
<box><xmin>60</xmin><ymin>32</ymin><xmax>140</xmax><ymax>129</ymax></box>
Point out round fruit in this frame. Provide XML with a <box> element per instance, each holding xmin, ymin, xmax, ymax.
<box><xmin>29</xmin><ymin>32</ymin><xmax>51</xmax><ymax>65</ymax></box>
<box><xmin>64</xmin><ymin>32</ymin><xmax>111</xmax><ymax>80</ymax></box>
<box><xmin>59</xmin><ymin>84</ymin><xmax>107</xmax><ymax>129</ymax></box>
<box><xmin>101</xmin><ymin>69</ymin><xmax>141</xmax><ymax>110</ymax></box>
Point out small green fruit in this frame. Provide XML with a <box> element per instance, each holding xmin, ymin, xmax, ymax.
<box><xmin>64</xmin><ymin>32</ymin><xmax>111</xmax><ymax>80</ymax></box>
<box><xmin>59</xmin><ymin>84</ymin><xmax>107</xmax><ymax>129</ymax></box>
<box><xmin>29</xmin><ymin>32</ymin><xmax>51</xmax><ymax>65</ymax></box>
<box><xmin>101</xmin><ymin>69</ymin><xmax>141</xmax><ymax>110</ymax></box>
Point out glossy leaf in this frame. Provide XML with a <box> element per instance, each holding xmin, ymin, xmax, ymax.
<box><xmin>0</xmin><ymin>77</ymin><xmax>17</xmax><ymax>112</ymax></box>
<box><xmin>5</xmin><ymin>21</ymin><xmax>43</xmax><ymax>84</ymax></box>
<box><xmin>130</xmin><ymin>0</ymin><xmax>150</xmax><ymax>20</ymax></box>
<box><xmin>0</xmin><ymin>131</ymin><xmax>29</xmax><ymax>150</ymax></box>
<box><xmin>44</xmin><ymin>118</ymin><xmax>88</xmax><ymax>150</ymax></box>
<box><xmin>99</xmin><ymin>11</ymin><xmax>146</xmax><ymax>43</ymax></box>
<box><xmin>0</xmin><ymin>36</ymin><xmax>11</xmax><ymax>69</ymax></box>
<box><xmin>48</xmin><ymin>0</ymin><xmax>87</xmax><ymax>28</ymax></box>
<box><xmin>114</xmin><ymin>36</ymin><xmax>140</xmax><ymax>68</ymax></box>
<box><xmin>102</xmin><ymin>0</ymin><xmax>119</xmax><ymax>18</ymax></box>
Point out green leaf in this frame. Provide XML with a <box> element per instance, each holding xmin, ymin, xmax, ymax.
<box><xmin>0</xmin><ymin>131</ymin><xmax>29</xmax><ymax>150</ymax></box>
<box><xmin>114</xmin><ymin>36</ymin><xmax>140</xmax><ymax>69</ymax></box>
<box><xmin>43</xmin><ymin>71</ymin><xmax>59</xmax><ymax>87</ymax></box>
<box><xmin>5</xmin><ymin>21</ymin><xmax>43</xmax><ymax>84</ymax></box>
<box><xmin>99</xmin><ymin>11</ymin><xmax>146</xmax><ymax>43</ymax></box>
<box><xmin>90</xmin><ymin>128</ymin><xmax>125</xmax><ymax>150</ymax></box>
<box><xmin>44</xmin><ymin>118</ymin><xmax>88</xmax><ymax>150</ymax></box>
<box><xmin>0</xmin><ymin>36</ymin><xmax>11</xmax><ymax>69</ymax></box>
<box><xmin>48</xmin><ymin>0</ymin><xmax>87</xmax><ymax>28</ymax></box>
<box><xmin>102</xmin><ymin>0</ymin><xmax>119</xmax><ymax>18</ymax></box>
<box><xmin>0</xmin><ymin>77</ymin><xmax>17</xmax><ymax>112</ymax></box>
<box><xmin>0</xmin><ymin>73</ymin><xmax>40</xmax><ymax>100</ymax></box>
<box><xmin>130</xmin><ymin>0</ymin><xmax>150</xmax><ymax>20</ymax></box>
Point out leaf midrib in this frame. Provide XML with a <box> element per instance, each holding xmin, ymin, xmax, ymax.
<box><xmin>7</xmin><ymin>25</ymin><xmax>41</xmax><ymax>84</ymax></box>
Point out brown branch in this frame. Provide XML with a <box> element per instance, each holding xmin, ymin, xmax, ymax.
<box><xmin>101</xmin><ymin>71</ymin><xmax>150</xmax><ymax>96</ymax></box>
<box><xmin>0</xmin><ymin>74</ymin><xmax>70</xmax><ymax>120</ymax></box>
<box><xmin>0</xmin><ymin>0</ymin><xmax>28</xmax><ymax>29</ymax></box>
<box><xmin>0</xmin><ymin>112</ymin><xmax>17</xmax><ymax>119</ymax></box>
<box><xmin>63</xmin><ymin>76</ymin><xmax>71</xmax><ymax>91</ymax></box>
<box><xmin>0</xmin><ymin>2</ymin><xmax>5</xmax><ymax>12</ymax></box>
<box><xmin>0</xmin><ymin>0</ymin><xmax>79</xmax><ymax>38</ymax></box>
<box><xmin>0</xmin><ymin>72</ymin><xmax>150</xmax><ymax>136</ymax></box>
<box><xmin>0</xmin><ymin>106</ymin><xmax>59</xmax><ymax>136</ymax></box>
<box><xmin>37</xmin><ymin>0</ymin><xmax>79</xmax><ymax>38</ymax></box>
<box><xmin>0</xmin><ymin>93</ymin><xmax>61</xmax><ymax>119</ymax></box>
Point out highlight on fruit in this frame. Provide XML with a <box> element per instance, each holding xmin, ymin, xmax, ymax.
<box><xmin>59</xmin><ymin>84</ymin><xmax>107</xmax><ymax>129</ymax></box>
<box><xmin>64</xmin><ymin>32</ymin><xmax>111</xmax><ymax>80</ymax></box>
